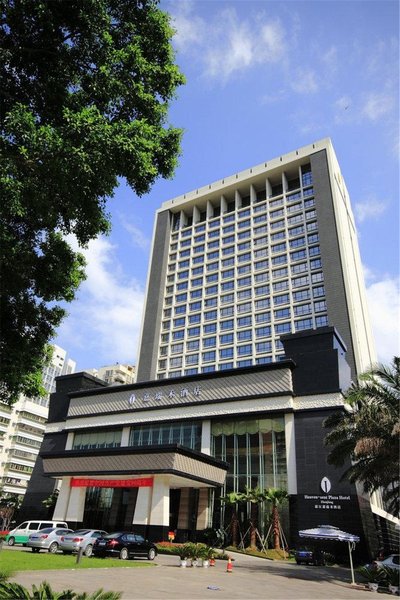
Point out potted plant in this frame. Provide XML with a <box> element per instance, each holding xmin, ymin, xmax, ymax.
<box><xmin>178</xmin><ymin>545</ymin><xmax>188</xmax><ymax>568</ymax></box>
<box><xmin>199</xmin><ymin>545</ymin><xmax>216</xmax><ymax>568</ymax></box>
<box><xmin>358</xmin><ymin>566</ymin><xmax>384</xmax><ymax>592</ymax></box>
<box><xmin>382</xmin><ymin>567</ymin><xmax>399</xmax><ymax>595</ymax></box>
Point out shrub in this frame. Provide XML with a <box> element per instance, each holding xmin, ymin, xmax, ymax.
<box><xmin>0</xmin><ymin>580</ymin><xmax>122</xmax><ymax>599</ymax></box>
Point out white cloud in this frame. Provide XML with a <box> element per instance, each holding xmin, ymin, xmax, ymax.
<box><xmin>291</xmin><ymin>68</ymin><xmax>319</xmax><ymax>94</ymax></box>
<box><xmin>354</xmin><ymin>198</ymin><xmax>387</xmax><ymax>223</ymax></box>
<box><xmin>56</xmin><ymin>237</ymin><xmax>145</xmax><ymax>368</ymax></box>
<box><xmin>171</xmin><ymin>0</ymin><xmax>204</xmax><ymax>50</ymax></box>
<box><xmin>366</xmin><ymin>276</ymin><xmax>400</xmax><ymax>364</ymax></box>
<box><xmin>335</xmin><ymin>95</ymin><xmax>352</xmax><ymax>111</ymax></box>
<box><xmin>120</xmin><ymin>216</ymin><xmax>150</xmax><ymax>251</ymax></box>
<box><xmin>321</xmin><ymin>46</ymin><xmax>338</xmax><ymax>72</ymax></box>
<box><xmin>171</xmin><ymin>4</ymin><xmax>286</xmax><ymax>82</ymax></box>
<box><xmin>361</xmin><ymin>92</ymin><xmax>395</xmax><ymax>121</ymax></box>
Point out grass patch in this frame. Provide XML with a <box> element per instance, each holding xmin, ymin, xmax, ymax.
<box><xmin>0</xmin><ymin>549</ymin><xmax>155</xmax><ymax>575</ymax></box>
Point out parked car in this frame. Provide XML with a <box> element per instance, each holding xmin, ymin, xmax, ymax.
<box><xmin>295</xmin><ymin>546</ymin><xmax>326</xmax><ymax>566</ymax></box>
<box><xmin>6</xmin><ymin>520</ymin><xmax>68</xmax><ymax>546</ymax></box>
<box><xmin>367</xmin><ymin>554</ymin><xmax>400</xmax><ymax>571</ymax></box>
<box><xmin>59</xmin><ymin>529</ymin><xmax>108</xmax><ymax>557</ymax></box>
<box><xmin>27</xmin><ymin>527</ymin><xmax>74</xmax><ymax>553</ymax></box>
<box><xmin>92</xmin><ymin>532</ymin><xmax>157</xmax><ymax>561</ymax></box>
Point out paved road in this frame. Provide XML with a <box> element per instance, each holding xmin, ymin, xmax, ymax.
<box><xmin>7</xmin><ymin>548</ymin><xmax>370</xmax><ymax>599</ymax></box>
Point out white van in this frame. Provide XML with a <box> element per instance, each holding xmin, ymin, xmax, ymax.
<box><xmin>6</xmin><ymin>520</ymin><xmax>68</xmax><ymax>546</ymax></box>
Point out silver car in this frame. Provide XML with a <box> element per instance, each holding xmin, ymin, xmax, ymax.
<box><xmin>27</xmin><ymin>527</ymin><xmax>74</xmax><ymax>553</ymax></box>
<box><xmin>59</xmin><ymin>529</ymin><xmax>108</xmax><ymax>557</ymax></box>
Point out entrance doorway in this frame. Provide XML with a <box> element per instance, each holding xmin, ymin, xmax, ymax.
<box><xmin>83</xmin><ymin>487</ymin><xmax>138</xmax><ymax>531</ymax></box>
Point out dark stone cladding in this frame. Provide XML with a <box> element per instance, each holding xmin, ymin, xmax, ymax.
<box><xmin>281</xmin><ymin>326</ymin><xmax>352</xmax><ymax>396</ymax></box>
<box><xmin>136</xmin><ymin>209</ymin><xmax>171</xmax><ymax>382</ymax></box>
<box><xmin>48</xmin><ymin>372</ymin><xmax>107</xmax><ymax>423</ymax></box>
<box><xmin>310</xmin><ymin>149</ymin><xmax>357</xmax><ymax>381</ymax></box>
<box><xmin>291</xmin><ymin>406</ymin><xmax>375</xmax><ymax>561</ymax></box>
<box><xmin>18</xmin><ymin>431</ymin><xmax>68</xmax><ymax>522</ymax></box>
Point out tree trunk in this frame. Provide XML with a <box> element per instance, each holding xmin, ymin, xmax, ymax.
<box><xmin>272</xmin><ymin>505</ymin><xmax>280</xmax><ymax>550</ymax></box>
<box><xmin>250</xmin><ymin>503</ymin><xmax>257</xmax><ymax>549</ymax></box>
<box><xmin>231</xmin><ymin>510</ymin><xmax>239</xmax><ymax>547</ymax></box>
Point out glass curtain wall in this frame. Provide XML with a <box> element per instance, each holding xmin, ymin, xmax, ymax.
<box><xmin>211</xmin><ymin>416</ymin><xmax>287</xmax><ymax>538</ymax></box>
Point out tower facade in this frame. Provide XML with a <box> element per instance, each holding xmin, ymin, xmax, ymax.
<box><xmin>137</xmin><ymin>138</ymin><xmax>376</xmax><ymax>383</ymax></box>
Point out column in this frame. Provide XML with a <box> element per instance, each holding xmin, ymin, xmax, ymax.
<box><xmin>133</xmin><ymin>487</ymin><xmax>152</xmax><ymax>526</ymax></box>
<box><xmin>196</xmin><ymin>489</ymin><xmax>209</xmax><ymax>530</ymax></box>
<box><xmin>201</xmin><ymin>420</ymin><xmax>211</xmax><ymax>455</ymax></box>
<box><xmin>121</xmin><ymin>426</ymin><xmax>130</xmax><ymax>446</ymax></box>
<box><xmin>284</xmin><ymin>413</ymin><xmax>297</xmax><ymax>494</ymax></box>
<box><xmin>53</xmin><ymin>477</ymin><xmax>71</xmax><ymax>521</ymax></box>
<box><xmin>65</xmin><ymin>486</ymin><xmax>86</xmax><ymax>525</ymax></box>
<box><xmin>65</xmin><ymin>432</ymin><xmax>74</xmax><ymax>450</ymax></box>
<box><xmin>149</xmin><ymin>475</ymin><xmax>170</xmax><ymax>540</ymax></box>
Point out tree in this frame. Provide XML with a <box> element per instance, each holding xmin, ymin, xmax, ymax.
<box><xmin>220</xmin><ymin>491</ymin><xmax>243</xmax><ymax>548</ymax></box>
<box><xmin>0</xmin><ymin>0</ymin><xmax>185</xmax><ymax>404</ymax></box>
<box><xmin>0</xmin><ymin>491</ymin><xmax>22</xmax><ymax>530</ymax></box>
<box><xmin>264</xmin><ymin>488</ymin><xmax>288</xmax><ymax>551</ymax></box>
<box><xmin>324</xmin><ymin>357</ymin><xmax>400</xmax><ymax>516</ymax></box>
<box><xmin>241</xmin><ymin>485</ymin><xmax>265</xmax><ymax>549</ymax></box>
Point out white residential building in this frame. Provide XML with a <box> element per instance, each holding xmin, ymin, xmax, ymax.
<box><xmin>0</xmin><ymin>345</ymin><xmax>75</xmax><ymax>496</ymax></box>
<box><xmin>86</xmin><ymin>364</ymin><xmax>136</xmax><ymax>386</ymax></box>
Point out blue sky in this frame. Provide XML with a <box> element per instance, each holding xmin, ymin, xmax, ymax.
<box><xmin>55</xmin><ymin>0</ymin><xmax>399</xmax><ymax>372</ymax></box>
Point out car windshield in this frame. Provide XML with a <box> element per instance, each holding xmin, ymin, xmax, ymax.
<box><xmin>71</xmin><ymin>530</ymin><xmax>91</xmax><ymax>535</ymax></box>
<box><xmin>104</xmin><ymin>532</ymin><xmax>124</xmax><ymax>538</ymax></box>
<box><xmin>36</xmin><ymin>527</ymin><xmax>55</xmax><ymax>534</ymax></box>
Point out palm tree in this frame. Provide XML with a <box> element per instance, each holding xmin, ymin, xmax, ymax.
<box><xmin>264</xmin><ymin>488</ymin><xmax>288</xmax><ymax>550</ymax></box>
<box><xmin>241</xmin><ymin>486</ymin><xmax>265</xmax><ymax>549</ymax></box>
<box><xmin>324</xmin><ymin>357</ymin><xmax>400</xmax><ymax>515</ymax></box>
<box><xmin>220</xmin><ymin>491</ymin><xmax>243</xmax><ymax>547</ymax></box>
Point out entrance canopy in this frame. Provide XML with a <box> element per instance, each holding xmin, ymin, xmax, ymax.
<box><xmin>299</xmin><ymin>524</ymin><xmax>360</xmax><ymax>585</ymax></box>
<box><xmin>41</xmin><ymin>444</ymin><xmax>228</xmax><ymax>489</ymax></box>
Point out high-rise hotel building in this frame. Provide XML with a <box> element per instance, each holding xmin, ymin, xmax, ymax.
<box><xmin>137</xmin><ymin>138</ymin><xmax>376</xmax><ymax>383</ymax></box>
<box><xmin>22</xmin><ymin>139</ymin><xmax>395</xmax><ymax>559</ymax></box>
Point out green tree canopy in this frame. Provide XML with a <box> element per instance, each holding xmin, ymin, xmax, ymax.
<box><xmin>324</xmin><ymin>357</ymin><xmax>400</xmax><ymax>516</ymax></box>
<box><xmin>0</xmin><ymin>0</ymin><xmax>185</xmax><ymax>404</ymax></box>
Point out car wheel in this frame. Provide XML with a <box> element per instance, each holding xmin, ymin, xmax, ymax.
<box><xmin>119</xmin><ymin>547</ymin><xmax>129</xmax><ymax>560</ymax></box>
<box><xmin>147</xmin><ymin>548</ymin><xmax>156</xmax><ymax>561</ymax></box>
<box><xmin>7</xmin><ymin>537</ymin><xmax>15</xmax><ymax>546</ymax></box>
<box><xmin>48</xmin><ymin>542</ymin><xmax>58</xmax><ymax>554</ymax></box>
<box><xmin>85</xmin><ymin>544</ymin><xmax>93</xmax><ymax>557</ymax></box>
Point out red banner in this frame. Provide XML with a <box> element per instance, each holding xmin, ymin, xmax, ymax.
<box><xmin>70</xmin><ymin>477</ymin><xmax>153</xmax><ymax>488</ymax></box>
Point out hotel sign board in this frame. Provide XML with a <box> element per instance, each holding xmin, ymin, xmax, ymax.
<box><xmin>129</xmin><ymin>386</ymin><xmax>201</xmax><ymax>406</ymax></box>
<box><xmin>67</xmin><ymin>368</ymin><xmax>293</xmax><ymax>418</ymax></box>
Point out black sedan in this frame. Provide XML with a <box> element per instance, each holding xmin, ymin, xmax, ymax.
<box><xmin>93</xmin><ymin>532</ymin><xmax>157</xmax><ymax>561</ymax></box>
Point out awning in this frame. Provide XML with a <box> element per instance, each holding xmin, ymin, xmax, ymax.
<box><xmin>299</xmin><ymin>525</ymin><xmax>360</xmax><ymax>585</ymax></box>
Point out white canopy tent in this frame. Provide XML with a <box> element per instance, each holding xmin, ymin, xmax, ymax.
<box><xmin>299</xmin><ymin>524</ymin><xmax>360</xmax><ymax>585</ymax></box>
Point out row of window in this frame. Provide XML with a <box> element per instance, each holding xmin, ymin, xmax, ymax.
<box><xmin>169</xmin><ymin>219</ymin><xmax>319</xmax><ymax>265</ymax></box>
<box><xmin>72</xmin><ymin>421</ymin><xmax>202</xmax><ymax>452</ymax></box>
<box><xmin>170</xmin><ymin>197</ymin><xmax>316</xmax><ymax>249</ymax></box>
<box><xmin>167</xmin><ymin>261</ymin><xmax>322</xmax><ymax>307</ymax></box>
<box><xmin>169</xmin><ymin>244</ymin><xmax>320</xmax><ymax>278</ymax></box>
<box><xmin>164</xmin><ymin>299</ymin><xmax>326</xmax><ymax>327</ymax></box>
<box><xmin>171</xmin><ymin>167</ymin><xmax>313</xmax><ymax>233</ymax></box>
<box><xmin>163</xmin><ymin>272</ymin><xmax>324</xmax><ymax>322</ymax></box>
<box><xmin>169</xmin><ymin>218</ymin><xmax>318</xmax><ymax>262</ymax></box>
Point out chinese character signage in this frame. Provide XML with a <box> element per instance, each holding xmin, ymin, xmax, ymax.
<box><xmin>71</xmin><ymin>477</ymin><xmax>153</xmax><ymax>488</ymax></box>
<box><xmin>127</xmin><ymin>386</ymin><xmax>201</xmax><ymax>407</ymax></box>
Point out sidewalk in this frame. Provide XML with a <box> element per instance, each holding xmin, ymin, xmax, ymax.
<box><xmin>10</xmin><ymin>551</ymin><xmax>369</xmax><ymax>599</ymax></box>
